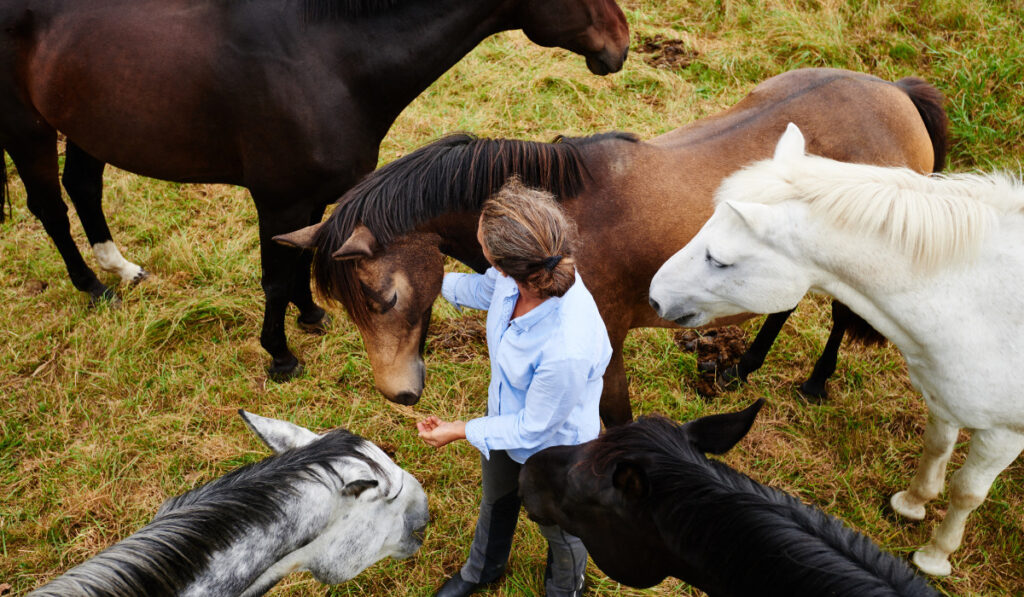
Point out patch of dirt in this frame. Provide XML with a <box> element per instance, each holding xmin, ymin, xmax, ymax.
<box><xmin>19</xmin><ymin>278</ymin><xmax>48</xmax><ymax>297</ymax></box>
<box><xmin>635</xmin><ymin>34</ymin><xmax>699</xmax><ymax>70</ymax></box>
<box><xmin>674</xmin><ymin>327</ymin><xmax>749</xmax><ymax>398</ymax></box>
<box><xmin>427</xmin><ymin>314</ymin><xmax>486</xmax><ymax>362</ymax></box>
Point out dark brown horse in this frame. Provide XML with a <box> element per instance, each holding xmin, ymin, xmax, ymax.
<box><xmin>517</xmin><ymin>403</ymin><xmax>939</xmax><ymax>596</ymax></box>
<box><xmin>277</xmin><ymin>68</ymin><xmax>948</xmax><ymax>423</ymax></box>
<box><xmin>0</xmin><ymin>0</ymin><xmax>629</xmax><ymax>379</ymax></box>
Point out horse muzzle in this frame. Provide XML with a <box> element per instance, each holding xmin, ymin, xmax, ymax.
<box><xmin>586</xmin><ymin>46</ymin><xmax>627</xmax><ymax>75</ymax></box>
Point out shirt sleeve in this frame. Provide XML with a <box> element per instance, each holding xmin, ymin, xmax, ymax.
<box><xmin>464</xmin><ymin>357</ymin><xmax>590</xmax><ymax>460</ymax></box>
<box><xmin>441</xmin><ymin>267</ymin><xmax>499</xmax><ymax>311</ymax></box>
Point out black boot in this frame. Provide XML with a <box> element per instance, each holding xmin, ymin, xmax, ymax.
<box><xmin>435</xmin><ymin>571</ymin><xmax>488</xmax><ymax>597</ymax></box>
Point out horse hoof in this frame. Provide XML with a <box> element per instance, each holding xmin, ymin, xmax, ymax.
<box><xmin>797</xmin><ymin>381</ymin><xmax>828</xmax><ymax>404</ymax></box>
<box><xmin>297</xmin><ymin>312</ymin><xmax>331</xmax><ymax>335</ymax></box>
<box><xmin>89</xmin><ymin>287</ymin><xmax>121</xmax><ymax>309</ymax></box>
<box><xmin>267</xmin><ymin>360</ymin><xmax>304</xmax><ymax>382</ymax></box>
<box><xmin>130</xmin><ymin>268</ymin><xmax>151</xmax><ymax>285</ymax></box>
<box><xmin>912</xmin><ymin>547</ymin><xmax>952</xmax><ymax>577</ymax></box>
<box><xmin>890</xmin><ymin>491</ymin><xmax>926</xmax><ymax>520</ymax></box>
<box><xmin>715</xmin><ymin>365</ymin><xmax>745</xmax><ymax>389</ymax></box>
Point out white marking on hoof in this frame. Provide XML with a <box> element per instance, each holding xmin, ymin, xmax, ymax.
<box><xmin>93</xmin><ymin>241</ymin><xmax>147</xmax><ymax>285</ymax></box>
<box><xmin>890</xmin><ymin>491</ymin><xmax>926</xmax><ymax>520</ymax></box>
<box><xmin>912</xmin><ymin>546</ymin><xmax>952</xmax><ymax>576</ymax></box>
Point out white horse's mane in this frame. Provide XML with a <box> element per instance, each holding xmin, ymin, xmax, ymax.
<box><xmin>716</xmin><ymin>155</ymin><xmax>1024</xmax><ymax>267</ymax></box>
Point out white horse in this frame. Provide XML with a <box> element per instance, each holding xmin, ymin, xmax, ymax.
<box><xmin>648</xmin><ymin>123</ymin><xmax>1024</xmax><ymax>577</ymax></box>
<box><xmin>31</xmin><ymin>411</ymin><xmax>430</xmax><ymax>596</ymax></box>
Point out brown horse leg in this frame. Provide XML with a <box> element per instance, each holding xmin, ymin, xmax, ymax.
<box><xmin>599</xmin><ymin>325</ymin><xmax>632</xmax><ymax>427</ymax></box>
<box><xmin>796</xmin><ymin>300</ymin><xmax>852</xmax><ymax>402</ymax></box>
<box><xmin>8</xmin><ymin>136</ymin><xmax>112</xmax><ymax>302</ymax></box>
<box><xmin>290</xmin><ymin>204</ymin><xmax>329</xmax><ymax>334</ymax></box>
<box><xmin>62</xmin><ymin>142</ymin><xmax>149</xmax><ymax>285</ymax></box>
<box><xmin>717</xmin><ymin>309</ymin><xmax>795</xmax><ymax>389</ymax></box>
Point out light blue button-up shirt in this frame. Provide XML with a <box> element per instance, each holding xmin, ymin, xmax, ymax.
<box><xmin>441</xmin><ymin>267</ymin><xmax>613</xmax><ymax>463</ymax></box>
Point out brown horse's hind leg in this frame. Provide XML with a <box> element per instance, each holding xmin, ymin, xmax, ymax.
<box><xmin>8</xmin><ymin>135</ymin><xmax>112</xmax><ymax>303</ymax></box>
<box><xmin>62</xmin><ymin>142</ymin><xmax>149</xmax><ymax>285</ymax></box>
<box><xmin>717</xmin><ymin>309</ymin><xmax>795</xmax><ymax>390</ymax></box>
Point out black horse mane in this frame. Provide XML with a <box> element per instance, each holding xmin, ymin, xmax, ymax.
<box><xmin>590</xmin><ymin>416</ymin><xmax>937</xmax><ymax>597</ymax></box>
<box><xmin>312</xmin><ymin>131</ymin><xmax>639</xmax><ymax>325</ymax></box>
<box><xmin>32</xmin><ymin>429</ymin><xmax>385</xmax><ymax>596</ymax></box>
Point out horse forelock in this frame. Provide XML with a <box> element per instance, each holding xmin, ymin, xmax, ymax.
<box><xmin>589</xmin><ymin>416</ymin><xmax>934</xmax><ymax>596</ymax></box>
<box><xmin>33</xmin><ymin>430</ymin><xmax>386</xmax><ymax>596</ymax></box>
<box><xmin>313</xmin><ymin>132</ymin><xmax>631</xmax><ymax>326</ymax></box>
<box><xmin>717</xmin><ymin>155</ymin><xmax>1024</xmax><ymax>269</ymax></box>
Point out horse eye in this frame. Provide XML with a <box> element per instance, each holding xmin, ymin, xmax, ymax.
<box><xmin>705</xmin><ymin>248</ymin><xmax>730</xmax><ymax>269</ymax></box>
<box><xmin>360</xmin><ymin>282</ymin><xmax>398</xmax><ymax>314</ymax></box>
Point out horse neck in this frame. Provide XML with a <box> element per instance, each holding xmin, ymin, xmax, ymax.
<box><xmin>320</xmin><ymin>0</ymin><xmax>517</xmax><ymax>132</ymax></box>
<box><xmin>783</xmin><ymin>205</ymin><xmax>939</xmax><ymax>359</ymax></box>
<box><xmin>183</xmin><ymin>482</ymin><xmax>338</xmax><ymax>596</ymax></box>
<box><xmin>421</xmin><ymin>212</ymin><xmax>489</xmax><ymax>272</ymax></box>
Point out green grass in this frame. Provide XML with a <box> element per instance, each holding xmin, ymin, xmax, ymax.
<box><xmin>3</xmin><ymin>1</ymin><xmax>1024</xmax><ymax>595</ymax></box>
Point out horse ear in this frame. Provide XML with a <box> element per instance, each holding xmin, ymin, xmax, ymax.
<box><xmin>682</xmin><ymin>399</ymin><xmax>765</xmax><ymax>455</ymax></box>
<box><xmin>341</xmin><ymin>478</ymin><xmax>379</xmax><ymax>498</ymax></box>
<box><xmin>332</xmin><ymin>224</ymin><xmax>380</xmax><ymax>260</ymax></box>
<box><xmin>723</xmin><ymin>201</ymin><xmax>774</xmax><ymax>238</ymax></box>
<box><xmin>272</xmin><ymin>222</ymin><xmax>324</xmax><ymax>250</ymax></box>
<box><xmin>773</xmin><ymin>122</ymin><xmax>806</xmax><ymax>162</ymax></box>
<box><xmin>239</xmin><ymin>409</ymin><xmax>320</xmax><ymax>454</ymax></box>
<box><xmin>612</xmin><ymin>461</ymin><xmax>649</xmax><ymax>501</ymax></box>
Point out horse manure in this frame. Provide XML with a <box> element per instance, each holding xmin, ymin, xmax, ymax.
<box><xmin>674</xmin><ymin>327</ymin><xmax>749</xmax><ymax>398</ymax></box>
<box><xmin>634</xmin><ymin>34</ymin><xmax>698</xmax><ymax>70</ymax></box>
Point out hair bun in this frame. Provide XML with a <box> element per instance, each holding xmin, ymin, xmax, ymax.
<box><xmin>542</xmin><ymin>255</ymin><xmax>563</xmax><ymax>271</ymax></box>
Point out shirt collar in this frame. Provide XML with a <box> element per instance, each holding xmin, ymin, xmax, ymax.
<box><xmin>506</xmin><ymin>270</ymin><xmax>579</xmax><ymax>333</ymax></box>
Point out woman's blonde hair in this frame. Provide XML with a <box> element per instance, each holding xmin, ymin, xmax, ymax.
<box><xmin>479</xmin><ymin>177</ymin><xmax>578</xmax><ymax>298</ymax></box>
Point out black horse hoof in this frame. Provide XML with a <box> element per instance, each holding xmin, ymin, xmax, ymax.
<box><xmin>267</xmin><ymin>360</ymin><xmax>304</xmax><ymax>382</ymax></box>
<box><xmin>716</xmin><ymin>364</ymin><xmax>747</xmax><ymax>389</ymax></box>
<box><xmin>88</xmin><ymin>286</ymin><xmax>121</xmax><ymax>308</ymax></box>
<box><xmin>797</xmin><ymin>381</ymin><xmax>829</xmax><ymax>404</ymax></box>
<box><xmin>297</xmin><ymin>312</ymin><xmax>331</xmax><ymax>335</ymax></box>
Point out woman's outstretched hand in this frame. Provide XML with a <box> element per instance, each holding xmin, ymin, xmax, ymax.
<box><xmin>417</xmin><ymin>416</ymin><xmax>467</xmax><ymax>448</ymax></box>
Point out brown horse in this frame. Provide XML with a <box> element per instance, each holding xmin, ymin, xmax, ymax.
<box><xmin>277</xmin><ymin>68</ymin><xmax>948</xmax><ymax>424</ymax></box>
<box><xmin>0</xmin><ymin>0</ymin><xmax>629</xmax><ymax>379</ymax></box>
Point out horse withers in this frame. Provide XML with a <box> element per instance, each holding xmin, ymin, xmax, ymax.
<box><xmin>275</xmin><ymin>68</ymin><xmax>947</xmax><ymax>423</ymax></box>
<box><xmin>30</xmin><ymin>411</ymin><xmax>429</xmax><ymax>596</ymax></box>
<box><xmin>649</xmin><ymin>124</ymin><xmax>1024</xmax><ymax>576</ymax></box>
<box><xmin>0</xmin><ymin>0</ymin><xmax>628</xmax><ymax>379</ymax></box>
<box><xmin>518</xmin><ymin>401</ymin><xmax>938</xmax><ymax>596</ymax></box>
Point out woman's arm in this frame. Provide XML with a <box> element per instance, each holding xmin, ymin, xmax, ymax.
<box><xmin>463</xmin><ymin>358</ymin><xmax>590</xmax><ymax>460</ymax></box>
<box><xmin>416</xmin><ymin>416</ymin><xmax>467</xmax><ymax>448</ymax></box>
<box><xmin>441</xmin><ymin>267</ymin><xmax>500</xmax><ymax>311</ymax></box>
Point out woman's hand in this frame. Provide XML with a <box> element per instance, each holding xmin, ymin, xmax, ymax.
<box><xmin>416</xmin><ymin>416</ymin><xmax>467</xmax><ymax>448</ymax></box>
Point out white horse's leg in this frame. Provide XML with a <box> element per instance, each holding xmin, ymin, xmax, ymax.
<box><xmin>891</xmin><ymin>414</ymin><xmax>958</xmax><ymax>520</ymax></box>
<box><xmin>92</xmin><ymin>241</ymin><xmax>149</xmax><ymax>284</ymax></box>
<box><xmin>912</xmin><ymin>428</ymin><xmax>1024</xmax><ymax>576</ymax></box>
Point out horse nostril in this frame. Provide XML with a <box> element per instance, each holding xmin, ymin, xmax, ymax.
<box><xmin>392</xmin><ymin>391</ymin><xmax>420</xmax><ymax>406</ymax></box>
<box><xmin>649</xmin><ymin>297</ymin><xmax>661</xmax><ymax>314</ymax></box>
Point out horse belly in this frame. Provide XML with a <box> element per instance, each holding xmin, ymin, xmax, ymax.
<box><xmin>25</xmin><ymin>6</ymin><xmax>243</xmax><ymax>182</ymax></box>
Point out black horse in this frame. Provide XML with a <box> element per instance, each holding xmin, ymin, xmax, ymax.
<box><xmin>519</xmin><ymin>401</ymin><xmax>939</xmax><ymax>596</ymax></box>
<box><xmin>0</xmin><ymin>0</ymin><xmax>629</xmax><ymax>378</ymax></box>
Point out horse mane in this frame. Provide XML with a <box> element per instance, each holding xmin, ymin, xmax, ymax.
<box><xmin>312</xmin><ymin>131</ymin><xmax>639</xmax><ymax>325</ymax></box>
<box><xmin>31</xmin><ymin>429</ymin><xmax>385</xmax><ymax>597</ymax></box>
<box><xmin>590</xmin><ymin>416</ymin><xmax>937</xmax><ymax>597</ymax></box>
<box><xmin>717</xmin><ymin>155</ymin><xmax>1024</xmax><ymax>268</ymax></box>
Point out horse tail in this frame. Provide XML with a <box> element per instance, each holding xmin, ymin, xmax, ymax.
<box><xmin>894</xmin><ymin>76</ymin><xmax>950</xmax><ymax>173</ymax></box>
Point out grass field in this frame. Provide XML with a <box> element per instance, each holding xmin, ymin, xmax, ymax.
<box><xmin>2</xmin><ymin>1</ymin><xmax>1023</xmax><ymax>595</ymax></box>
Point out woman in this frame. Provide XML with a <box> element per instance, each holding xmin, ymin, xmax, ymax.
<box><xmin>417</xmin><ymin>178</ymin><xmax>612</xmax><ymax>597</ymax></box>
